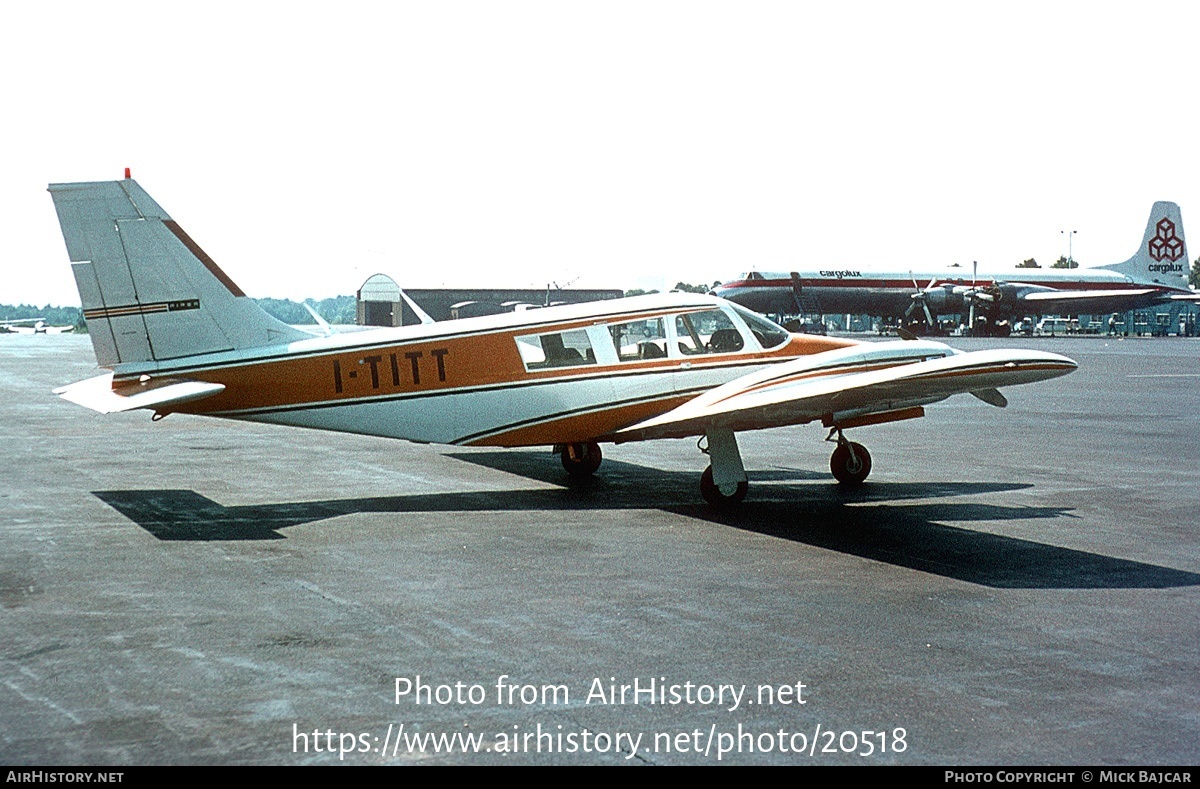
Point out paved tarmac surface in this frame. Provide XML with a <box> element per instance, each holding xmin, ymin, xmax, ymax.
<box><xmin>1</xmin><ymin>333</ymin><xmax>1197</xmax><ymax>765</ymax></box>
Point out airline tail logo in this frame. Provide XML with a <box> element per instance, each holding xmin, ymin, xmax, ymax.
<box><xmin>1149</xmin><ymin>218</ymin><xmax>1184</xmax><ymax>263</ymax></box>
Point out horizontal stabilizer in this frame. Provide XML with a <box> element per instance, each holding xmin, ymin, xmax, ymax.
<box><xmin>54</xmin><ymin>373</ymin><xmax>225</xmax><ymax>414</ymax></box>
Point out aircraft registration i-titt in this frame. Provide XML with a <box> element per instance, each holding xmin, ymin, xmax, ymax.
<box><xmin>48</xmin><ymin>174</ymin><xmax>1077</xmax><ymax>506</ymax></box>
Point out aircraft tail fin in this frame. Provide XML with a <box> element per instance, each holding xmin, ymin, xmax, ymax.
<box><xmin>48</xmin><ymin>176</ymin><xmax>309</xmax><ymax>368</ymax></box>
<box><xmin>1097</xmin><ymin>202</ymin><xmax>1189</xmax><ymax>288</ymax></box>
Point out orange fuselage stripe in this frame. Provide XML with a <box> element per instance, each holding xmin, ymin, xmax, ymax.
<box><xmin>146</xmin><ymin>326</ymin><xmax>854</xmax><ymax>421</ymax></box>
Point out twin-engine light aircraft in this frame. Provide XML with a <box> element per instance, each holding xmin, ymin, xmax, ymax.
<box><xmin>2</xmin><ymin>319</ymin><xmax>75</xmax><ymax>334</ymax></box>
<box><xmin>714</xmin><ymin>202</ymin><xmax>1196</xmax><ymax>333</ymax></box>
<box><xmin>49</xmin><ymin>177</ymin><xmax>1077</xmax><ymax>506</ymax></box>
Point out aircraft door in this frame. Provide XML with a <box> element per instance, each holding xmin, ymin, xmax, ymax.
<box><xmin>671</xmin><ymin>309</ymin><xmax>749</xmax><ymax>394</ymax></box>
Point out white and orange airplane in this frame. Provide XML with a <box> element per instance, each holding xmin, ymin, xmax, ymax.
<box><xmin>48</xmin><ymin>176</ymin><xmax>1077</xmax><ymax>506</ymax></box>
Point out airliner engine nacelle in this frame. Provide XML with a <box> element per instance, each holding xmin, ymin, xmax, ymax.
<box><xmin>919</xmin><ymin>284</ymin><xmax>964</xmax><ymax>312</ymax></box>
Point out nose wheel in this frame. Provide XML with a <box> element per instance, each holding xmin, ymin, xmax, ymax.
<box><xmin>827</xmin><ymin>429</ymin><xmax>871</xmax><ymax>486</ymax></box>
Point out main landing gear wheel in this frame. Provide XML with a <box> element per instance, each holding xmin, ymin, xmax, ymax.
<box><xmin>830</xmin><ymin>441</ymin><xmax>871</xmax><ymax>486</ymax></box>
<box><xmin>700</xmin><ymin>465</ymin><xmax>748</xmax><ymax>507</ymax></box>
<box><xmin>560</xmin><ymin>441</ymin><xmax>603</xmax><ymax>478</ymax></box>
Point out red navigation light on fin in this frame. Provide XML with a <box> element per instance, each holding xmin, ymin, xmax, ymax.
<box><xmin>124</xmin><ymin>168</ymin><xmax>131</xmax><ymax>179</ymax></box>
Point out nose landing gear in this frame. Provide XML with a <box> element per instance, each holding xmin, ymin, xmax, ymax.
<box><xmin>827</xmin><ymin>428</ymin><xmax>871</xmax><ymax>486</ymax></box>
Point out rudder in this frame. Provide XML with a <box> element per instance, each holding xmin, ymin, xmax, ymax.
<box><xmin>49</xmin><ymin>177</ymin><xmax>308</xmax><ymax>368</ymax></box>
<box><xmin>1098</xmin><ymin>201</ymin><xmax>1189</xmax><ymax>288</ymax></box>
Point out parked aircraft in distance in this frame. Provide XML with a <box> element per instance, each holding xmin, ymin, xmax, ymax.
<box><xmin>714</xmin><ymin>202</ymin><xmax>1198</xmax><ymax>334</ymax></box>
<box><xmin>2</xmin><ymin>319</ymin><xmax>75</xmax><ymax>334</ymax></box>
<box><xmin>48</xmin><ymin>176</ymin><xmax>1076</xmax><ymax>505</ymax></box>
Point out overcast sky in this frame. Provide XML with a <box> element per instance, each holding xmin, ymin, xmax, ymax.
<box><xmin>4</xmin><ymin>1</ymin><xmax>1198</xmax><ymax>306</ymax></box>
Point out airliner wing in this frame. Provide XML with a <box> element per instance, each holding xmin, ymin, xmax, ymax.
<box><xmin>1020</xmin><ymin>288</ymin><xmax>1158</xmax><ymax>303</ymax></box>
<box><xmin>615</xmin><ymin>347</ymin><xmax>1076</xmax><ymax>442</ymax></box>
<box><xmin>54</xmin><ymin>373</ymin><xmax>225</xmax><ymax>414</ymax></box>
<box><xmin>1007</xmin><ymin>287</ymin><xmax>1165</xmax><ymax>317</ymax></box>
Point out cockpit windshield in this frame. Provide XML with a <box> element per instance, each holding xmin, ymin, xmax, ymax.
<box><xmin>730</xmin><ymin>304</ymin><xmax>790</xmax><ymax>349</ymax></box>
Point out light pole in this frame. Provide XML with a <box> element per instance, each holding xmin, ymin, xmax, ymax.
<box><xmin>1060</xmin><ymin>229</ymin><xmax>1077</xmax><ymax>268</ymax></box>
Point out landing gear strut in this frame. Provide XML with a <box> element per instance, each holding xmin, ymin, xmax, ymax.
<box><xmin>560</xmin><ymin>441</ymin><xmax>602</xmax><ymax>478</ymax></box>
<box><xmin>699</xmin><ymin>428</ymin><xmax>748</xmax><ymax>507</ymax></box>
<box><xmin>827</xmin><ymin>429</ymin><xmax>871</xmax><ymax>486</ymax></box>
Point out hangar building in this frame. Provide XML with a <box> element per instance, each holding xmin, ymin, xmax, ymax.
<box><xmin>356</xmin><ymin>274</ymin><xmax>623</xmax><ymax>327</ymax></box>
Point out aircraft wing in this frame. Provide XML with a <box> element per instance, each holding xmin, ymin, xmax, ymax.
<box><xmin>54</xmin><ymin>373</ymin><xmax>225</xmax><ymax>414</ymax></box>
<box><xmin>1021</xmin><ymin>288</ymin><xmax>1158</xmax><ymax>303</ymax></box>
<box><xmin>1017</xmin><ymin>288</ymin><xmax>1159</xmax><ymax>313</ymax></box>
<box><xmin>614</xmin><ymin>346</ymin><xmax>1076</xmax><ymax>442</ymax></box>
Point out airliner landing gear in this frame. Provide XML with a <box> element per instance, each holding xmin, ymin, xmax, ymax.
<box><xmin>699</xmin><ymin>428</ymin><xmax>748</xmax><ymax>507</ymax></box>
<box><xmin>560</xmin><ymin>441</ymin><xmax>602</xmax><ymax>478</ymax></box>
<box><xmin>827</xmin><ymin>429</ymin><xmax>871</xmax><ymax>486</ymax></box>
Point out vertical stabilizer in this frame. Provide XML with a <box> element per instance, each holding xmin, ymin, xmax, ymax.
<box><xmin>1098</xmin><ymin>202</ymin><xmax>1189</xmax><ymax>288</ymax></box>
<box><xmin>48</xmin><ymin>178</ymin><xmax>309</xmax><ymax>368</ymax></box>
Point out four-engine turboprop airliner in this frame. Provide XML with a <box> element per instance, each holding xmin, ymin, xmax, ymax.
<box><xmin>714</xmin><ymin>202</ymin><xmax>1198</xmax><ymax>332</ymax></box>
<box><xmin>48</xmin><ymin>176</ymin><xmax>1077</xmax><ymax>505</ymax></box>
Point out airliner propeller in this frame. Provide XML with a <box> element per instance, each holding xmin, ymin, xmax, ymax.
<box><xmin>905</xmin><ymin>272</ymin><xmax>937</xmax><ymax>327</ymax></box>
<box><xmin>960</xmin><ymin>261</ymin><xmax>1003</xmax><ymax>333</ymax></box>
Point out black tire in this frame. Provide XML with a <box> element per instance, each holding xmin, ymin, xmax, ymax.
<box><xmin>700</xmin><ymin>465</ymin><xmax>748</xmax><ymax>507</ymax></box>
<box><xmin>830</xmin><ymin>442</ymin><xmax>871</xmax><ymax>485</ymax></box>
<box><xmin>561</xmin><ymin>441</ymin><xmax>602</xmax><ymax>477</ymax></box>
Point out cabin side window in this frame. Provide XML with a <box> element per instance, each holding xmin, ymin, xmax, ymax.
<box><xmin>674</xmin><ymin>309</ymin><xmax>745</xmax><ymax>355</ymax></box>
<box><xmin>608</xmin><ymin>317</ymin><xmax>667</xmax><ymax>361</ymax></box>
<box><xmin>515</xmin><ymin>329</ymin><xmax>597</xmax><ymax>370</ymax></box>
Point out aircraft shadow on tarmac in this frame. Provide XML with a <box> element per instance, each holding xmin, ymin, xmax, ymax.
<box><xmin>93</xmin><ymin>451</ymin><xmax>1199</xmax><ymax>591</ymax></box>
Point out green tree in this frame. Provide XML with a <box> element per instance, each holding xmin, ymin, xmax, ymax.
<box><xmin>1051</xmin><ymin>255</ymin><xmax>1078</xmax><ymax>269</ymax></box>
<box><xmin>308</xmin><ymin>296</ymin><xmax>357</xmax><ymax>324</ymax></box>
<box><xmin>0</xmin><ymin>304</ymin><xmax>83</xmax><ymax>329</ymax></box>
<box><xmin>1191</xmin><ymin>256</ymin><xmax>1200</xmax><ymax>289</ymax></box>
<box><xmin>1017</xmin><ymin>258</ymin><xmax>1040</xmax><ymax>268</ymax></box>
<box><xmin>254</xmin><ymin>295</ymin><xmax>357</xmax><ymax>325</ymax></box>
